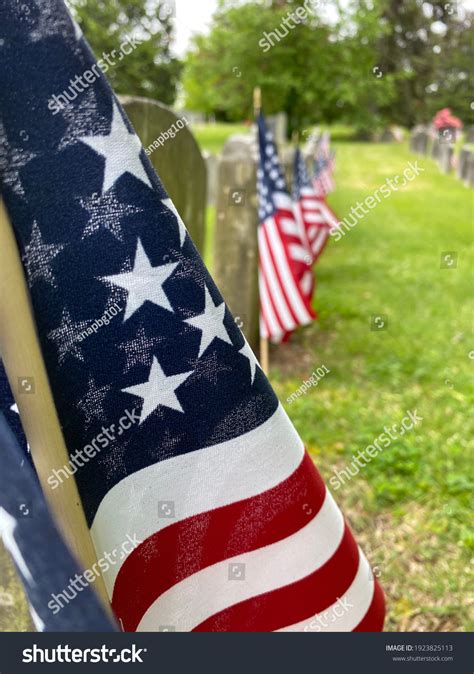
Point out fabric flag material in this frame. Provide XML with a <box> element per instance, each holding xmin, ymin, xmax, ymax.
<box><xmin>0</xmin><ymin>361</ymin><xmax>32</xmax><ymax>467</ymax></box>
<box><xmin>313</xmin><ymin>132</ymin><xmax>335</xmax><ymax>199</ymax></box>
<box><xmin>0</xmin><ymin>413</ymin><xmax>116</xmax><ymax>632</ymax></box>
<box><xmin>293</xmin><ymin>148</ymin><xmax>339</xmax><ymax>263</ymax></box>
<box><xmin>0</xmin><ymin>0</ymin><xmax>385</xmax><ymax>632</ymax></box>
<box><xmin>257</xmin><ymin>114</ymin><xmax>315</xmax><ymax>343</ymax></box>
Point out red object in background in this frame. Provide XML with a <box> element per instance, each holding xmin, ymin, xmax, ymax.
<box><xmin>433</xmin><ymin>108</ymin><xmax>463</xmax><ymax>130</ymax></box>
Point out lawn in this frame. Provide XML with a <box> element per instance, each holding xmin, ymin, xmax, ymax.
<box><xmin>200</xmin><ymin>127</ymin><xmax>473</xmax><ymax>632</ymax></box>
<box><xmin>273</xmin><ymin>142</ymin><xmax>474</xmax><ymax>632</ymax></box>
<box><xmin>191</xmin><ymin>121</ymin><xmax>250</xmax><ymax>155</ymax></box>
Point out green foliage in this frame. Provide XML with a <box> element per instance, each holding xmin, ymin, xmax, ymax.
<box><xmin>183</xmin><ymin>0</ymin><xmax>473</xmax><ymax>132</ymax></box>
<box><xmin>68</xmin><ymin>0</ymin><xmax>182</xmax><ymax>105</ymax></box>
<box><xmin>183</xmin><ymin>0</ymin><xmax>362</xmax><ymax>134</ymax></box>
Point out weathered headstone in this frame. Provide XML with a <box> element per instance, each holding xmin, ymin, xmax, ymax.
<box><xmin>281</xmin><ymin>146</ymin><xmax>296</xmax><ymax>194</ymax></box>
<box><xmin>120</xmin><ymin>95</ymin><xmax>207</xmax><ymax>255</ymax></box>
<box><xmin>379</xmin><ymin>128</ymin><xmax>396</xmax><ymax>143</ymax></box>
<box><xmin>410</xmin><ymin>125</ymin><xmax>430</xmax><ymax>155</ymax></box>
<box><xmin>464</xmin><ymin>151</ymin><xmax>474</xmax><ymax>188</ymax></box>
<box><xmin>203</xmin><ymin>151</ymin><xmax>218</xmax><ymax>206</ymax></box>
<box><xmin>457</xmin><ymin>147</ymin><xmax>470</xmax><ymax>181</ymax></box>
<box><xmin>465</xmin><ymin>126</ymin><xmax>474</xmax><ymax>143</ymax></box>
<box><xmin>438</xmin><ymin>144</ymin><xmax>453</xmax><ymax>174</ymax></box>
<box><xmin>266</xmin><ymin>113</ymin><xmax>288</xmax><ymax>146</ymax></box>
<box><xmin>213</xmin><ymin>140</ymin><xmax>260</xmax><ymax>354</ymax></box>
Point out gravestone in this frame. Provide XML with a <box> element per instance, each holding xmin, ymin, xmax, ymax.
<box><xmin>466</xmin><ymin>126</ymin><xmax>474</xmax><ymax>143</ymax></box>
<box><xmin>431</xmin><ymin>137</ymin><xmax>440</xmax><ymax>160</ymax></box>
<box><xmin>203</xmin><ymin>152</ymin><xmax>218</xmax><ymax>206</ymax></box>
<box><xmin>120</xmin><ymin>96</ymin><xmax>207</xmax><ymax>255</ymax></box>
<box><xmin>464</xmin><ymin>151</ymin><xmax>474</xmax><ymax>188</ymax></box>
<box><xmin>380</xmin><ymin>128</ymin><xmax>396</xmax><ymax>143</ymax></box>
<box><xmin>213</xmin><ymin>139</ymin><xmax>260</xmax><ymax>354</ymax></box>
<box><xmin>266</xmin><ymin>113</ymin><xmax>288</xmax><ymax>146</ymax></box>
<box><xmin>410</xmin><ymin>125</ymin><xmax>430</xmax><ymax>155</ymax></box>
<box><xmin>281</xmin><ymin>146</ymin><xmax>296</xmax><ymax>194</ymax></box>
<box><xmin>221</xmin><ymin>134</ymin><xmax>258</xmax><ymax>160</ymax></box>
<box><xmin>457</xmin><ymin>147</ymin><xmax>470</xmax><ymax>181</ymax></box>
<box><xmin>438</xmin><ymin>144</ymin><xmax>453</xmax><ymax>174</ymax></box>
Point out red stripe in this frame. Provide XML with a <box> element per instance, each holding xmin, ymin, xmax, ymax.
<box><xmin>261</xmin><ymin>220</ymin><xmax>301</xmax><ymax>329</ymax></box>
<box><xmin>353</xmin><ymin>579</ymin><xmax>385</xmax><ymax>632</ymax></box>
<box><xmin>112</xmin><ymin>452</ymin><xmax>326</xmax><ymax>631</ymax></box>
<box><xmin>259</xmin><ymin>260</ymin><xmax>286</xmax><ymax>336</ymax></box>
<box><xmin>270</xmin><ymin>214</ymin><xmax>316</xmax><ymax>322</ymax></box>
<box><xmin>193</xmin><ymin>525</ymin><xmax>359</xmax><ymax>632</ymax></box>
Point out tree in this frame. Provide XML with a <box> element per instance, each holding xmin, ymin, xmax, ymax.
<box><xmin>183</xmin><ymin>1</ymin><xmax>341</xmax><ymax>133</ymax></box>
<box><xmin>68</xmin><ymin>0</ymin><xmax>182</xmax><ymax>105</ymax></box>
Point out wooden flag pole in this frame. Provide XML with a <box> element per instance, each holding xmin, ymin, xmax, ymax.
<box><xmin>253</xmin><ymin>86</ymin><xmax>270</xmax><ymax>375</ymax></box>
<box><xmin>0</xmin><ymin>199</ymin><xmax>112</xmax><ymax>613</ymax></box>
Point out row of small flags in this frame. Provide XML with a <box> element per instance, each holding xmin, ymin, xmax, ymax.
<box><xmin>0</xmin><ymin>0</ymin><xmax>384</xmax><ymax>632</ymax></box>
<box><xmin>257</xmin><ymin>114</ymin><xmax>339</xmax><ymax>343</ymax></box>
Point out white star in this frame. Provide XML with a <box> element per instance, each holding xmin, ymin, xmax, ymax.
<box><xmin>77</xmin><ymin>376</ymin><xmax>111</xmax><ymax>428</ymax></box>
<box><xmin>118</xmin><ymin>325</ymin><xmax>163</xmax><ymax>373</ymax></box>
<box><xmin>0</xmin><ymin>121</ymin><xmax>36</xmax><ymax>198</ymax></box>
<box><xmin>22</xmin><ymin>221</ymin><xmax>65</xmax><ymax>288</ymax></box>
<box><xmin>239</xmin><ymin>339</ymin><xmax>260</xmax><ymax>384</ymax></box>
<box><xmin>79</xmin><ymin>102</ymin><xmax>151</xmax><ymax>193</ymax></box>
<box><xmin>101</xmin><ymin>239</ymin><xmax>178</xmax><ymax>321</ymax></box>
<box><xmin>122</xmin><ymin>357</ymin><xmax>193</xmax><ymax>423</ymax></box>
<box><xmin>184</xmin><ymin>286</ymin><xmax>232</xmax><ymax>358</ymax></box>
<box><xmin>162</xmin><ymin>198</ymin><xmax>187</xmax><ymax>247</ymax></box>
<box><xmin>47</xmin><ymin>309</ymin><xmax>90</xmax><ymax>366</ymax></box>
<box><xmin>10</xmin><ymin>403</ymin><xmax>19</xmax><ymax>415</ymax></box>
<box><xmin>79</xmin><ymin>190</ymin><xmax>143</xmax><ymax>242</ymax></box>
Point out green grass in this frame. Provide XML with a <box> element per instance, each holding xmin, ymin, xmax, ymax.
<box><xmin>268</xmin><ymin>141</ymin><xmax>474</xmax><ymax>631</ymax></box>
<box><xmin>194</xmin><ymin>125</ymin><xmax>473</xmax><ymax>630</ymax></box>
<box><xmin>191</xmin><ymin>122</ymin><xmax>250</xmax><ymax>155</ymax></box>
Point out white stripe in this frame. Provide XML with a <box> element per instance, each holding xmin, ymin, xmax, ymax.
<box><xmin>90</xmin><ymin>405</ymin><xmax>304</xmax><ymax>595</ymax></box>
<box><xmin>266</xmin><ymin>219</ymin><xmax>313</xmax><ymax>325</ymax></box>
<box><xmin>301</xmin><ymin>270</ymin><xmax>313</xmax><ymax>296</ymax></box>
<box><xmin>273</xmin><ymin>192</ymin><xmax>293</xmax><ymax>211</ymax></box>
<box><xmin>300</xmin><ymin>199</ymin><xmax>321</xmax><ymax>209</ymax></box>
<box><xmin>258</xmin><ymin>266</ymin><xmax>281</xmax><ymax>339</ymax></box>
<box><xmin>288</xmin><ymin>243</ymin><xmax>310</xmax><ymax>263</ymax></box>
<box><xmin>277</xmin><ymin>551</ymin><xmax>375</xmax><ymax>632</ymax></box>
<box><xmin>137</xmin><ymin>490</ymin><xmax>344</xmax><ymax>632</ymax></box>
<box><xmin>303</xmin><ymin>211</ymin><xmax>325</xmax><ymax>224</ymax></box>
<box><xmin>312</xmin><ymin>229</ymin><xmax>328</xmax><ymax>256</ymax></box>
<box><xmin>279</xmin><ymin>216</ymin><xmax>300</xmax><ymax>236</ymax></box>
<box><xmin>258</xmin><ymin>224</ymin><xmax>296</xmax><ymax>331</ymax></box>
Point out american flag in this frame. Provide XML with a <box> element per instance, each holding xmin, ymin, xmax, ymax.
<box><xmin>257</xmin><ymin>114</ymin><xmax>315</xmax><ymax>343</ymax></box>
<box><xmin>293</xmin><ymin>147</ymin><xmax>339</xmax><ymax>263</ymax></box>
<box><xmin>313</xmin><ymin>131</ymin><xmax>335</xmax><ymax>198</ymax></box>
<box><xmin>0</xmin><ymin>405</ymin><xmax>115</xmax><ymax>632</ymax></box>
<box><xmin>0</xmin><ymin>0</ymin><xmax>384</xmax><ymax>632</ymax></box>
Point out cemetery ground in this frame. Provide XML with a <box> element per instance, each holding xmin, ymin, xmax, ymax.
<box><xmin>200</xmin><ymin>127</ymin><xmax>473</xmax><ymax>632</ymax></box>
<box><xmin>0</xmin><ymin>129</ymin><xmax>471</xmax><ymax>633</ymax></box>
